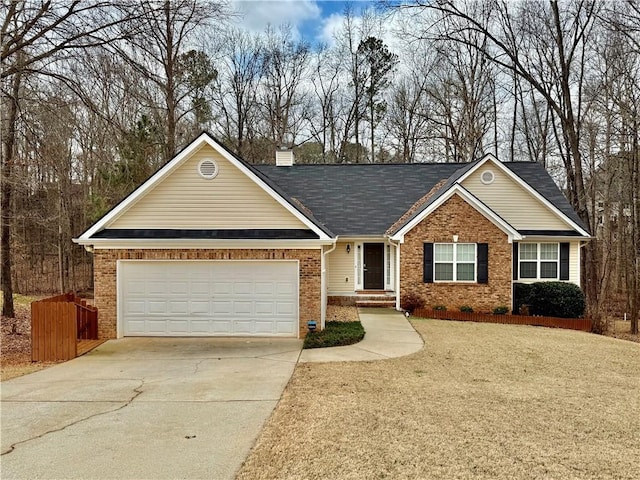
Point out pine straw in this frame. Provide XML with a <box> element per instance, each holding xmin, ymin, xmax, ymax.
<box><xmin>237</xmin><ymin>319</ymin><xmax>640</xmax><ymax>480</ymax></box>
<box><xmin>326</xmin><ymin>305</ymin><xmax>359</xmax><ymax>322</ymax></box>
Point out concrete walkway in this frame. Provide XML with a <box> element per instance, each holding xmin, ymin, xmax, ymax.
<box><xmin>299</xmin><ymin>308</ymin><xmax>423</xmax><ymax>363</ymax></box>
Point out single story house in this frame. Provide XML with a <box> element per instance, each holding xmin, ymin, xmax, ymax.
<box><xmin>75</xmin><ymin>133</ymin><xmax>591</xmax><ymax>339</ymax></box>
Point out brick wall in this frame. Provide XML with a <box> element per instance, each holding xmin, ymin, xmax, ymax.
<box><xmin>401</xmin><ymin>194</ymin><xmax>512</xmax><ymax>313</ymax></box>
<box><xmin>94</xmin><ymin>248</ymin><xmax>321</xmax><ymax>339</ymax></box>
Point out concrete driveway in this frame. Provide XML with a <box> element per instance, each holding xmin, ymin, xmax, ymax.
<box><xmin>1</xmin><ymin>337</ymin><xmax>302</xmax><ymax>480</ymax></box>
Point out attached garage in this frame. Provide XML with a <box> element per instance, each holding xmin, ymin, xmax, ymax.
<box><xmin>118</xmin><ymin>261</ymin><xmax>299</xmax><ymax>337</ymax></box>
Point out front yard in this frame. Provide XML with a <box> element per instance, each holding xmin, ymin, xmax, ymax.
<box><xmin>237</xmin><ymin>319</ymin><xmax>640</xmax><ymax>479</ymax></box>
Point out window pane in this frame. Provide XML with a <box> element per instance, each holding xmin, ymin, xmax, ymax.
<box><xmin>520</xmin><ymin>262</ymin><xmax>537</xmax><ymax>278</ymax></box>
<box><xmin>435</xmin><ymin>263</ymin><xmax>453</xmax><ymax>281</ymax></box>
<box><xmin>520</xmin><ymin>243</ymin><xmax>537</xmax><ymax>260</ymax></box>
<box><xmin>540</xmin><ymin>243</ymin><xmax>558</xmax><ymax>260</ymax></box>
<box><xmin>435</xmin><ymin>244</ymin><xmax>453</xmax><ymax>262</ymax></box>
<box><xmin>457</xmin><ymin>244</ymin><xmax>475</xmax><ymax>262</ymax></box>
<box><xmin>457</xmin><ymin>263</ymin><xmax>475</xmax><ymax>281</ymax></box>
<box><xmin>540</xmin><ymin>262</ymin><xmax>557</xmax><ymax>278</ymax></box>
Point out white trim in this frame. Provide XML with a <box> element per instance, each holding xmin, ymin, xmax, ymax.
<box><xmin>458</xmin><ymin>155</ymin><xmax>590</xmax><ymax>237</ymax></box>
<box><xmin>433</xmin><ymin>242</ymin><xmax>477</xmax><ymax>282</ymax></box>
<box><xmin>116</xmin><ymin>259</ymin><xmax>301</xmax><ymax>339</ymax></box>
<box><xmin>391</xmin><ymin>185</ymin><xmax>522</xmax><ymax>242</ymax></box>
<box><xmin>480</xmin><ymin>169</ymin><xmax>495</xmax><ymax>185</ymax></box>
<box><xmin>517</xmin><ymin>242</ymin><xmax>560</xmax><ymax>281</ymax></box>
<box><xmin>76</xmin><ymin>133</ymin><xmax>331</xmax><ymax>243</ymax></box>
<box><xmin>75</xmin><ymin>238</ymin><xmax>332</xmax><ymax>249</ymax></box>
<box><xmin>390</xmin><ymin>239</ymin><xmax>401</xmax><ymax>310</ymax></box>
<box><xmin>321</xmin><ymin>242</ymin><xmax>338</xmax><ymax>330</ymax></box>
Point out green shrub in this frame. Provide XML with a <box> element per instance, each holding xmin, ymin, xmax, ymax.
<box><xmin>433</xmin><ymin>305</ymin><xmax>447</xmax><ymax>311</ymax></box>
<box><xmin>303</xmin><ymin>321</ymin><xmax>365</xmax><ymax>349</ymax></box>
<box><xmin>493</xmin><ymin>306</ymin><xmax>509</xmax><ymax>315</ymax></box>
<box><xmin>459</xmin><ymin>305</ymin><xmax>474</xmax><ymax>313</ymax></box>
<box><xmin>513</xmin><ymin>283</ymin><xmax>533</xmax><ymax>315</ymax></box>
<box><xmin>528</xmin><ymin>281</ymin><xmax>585</xmax><ymax>318</ymax></box>
<box><xmin>401</xmin><ymin>293</ymin><xmax>425</xmax><ymax>313</ymax></box>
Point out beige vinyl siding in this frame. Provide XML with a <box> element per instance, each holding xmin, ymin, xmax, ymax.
<box><xmin>108</xmin><ymin>145</ymin><xmax>307</xmax><ymax>230</ymax></box>
<box><xmin>569</xmin><ymin>241</ymin><xmax>580</xmax><ymax>286</ymax></box>
<box><xmin>462</xmin><ymin>167</ymin><xmax>570</xmax><ymax>230</ymax></box>
<box><xmin>327</xmin><ymin>242</ymin><xmax>355</xmax><ymax>293</ymax></box>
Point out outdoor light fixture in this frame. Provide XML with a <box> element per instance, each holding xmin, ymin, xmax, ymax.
<box><xmin>453</xmin><ymin>235</ymin><xmax>459</xmax><ymax>243</ymax></box>
<box><xmin>346</xmin><ymin>244</ymin><xmax>351</xmax><ymax>253</ymax></box>
<box><xmin>307</xmin><ymin>320</ymin><xmax>317</xmax><ymax>332</ymax></box>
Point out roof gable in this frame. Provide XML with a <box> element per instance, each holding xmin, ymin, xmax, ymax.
<box><xmin>458</xmin><ymin>156</ymin><xmax>589</xmax><ymax>236</ymax></box>
<box><xmin>389</xmin><ymin>184</ymin><xmax>522</xmax><ymax>242</ymax></box>
<box><xmin>77</xmin><ymin>133</ymin><xmax>331</xmax><ymax>243</ymax></box>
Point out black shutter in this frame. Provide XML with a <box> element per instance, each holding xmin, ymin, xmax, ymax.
<box><xmin>477</xmin><ymin>243</ymin><xmax>488</xmax><ymax>284</ymax></box>
<box><xmin>560</xmin><ymin>242</ymin><xmax>570</xmax><ymax>280</ymax></box>
<box><xmin>512</xmin><ymin>243</ymin><xmax>519</xmax><ymax>280</ymax></box>
<box><xmin>423</xmin><ymin>243</ymin><xmax>433</xmax><ymax>283</ymax></box>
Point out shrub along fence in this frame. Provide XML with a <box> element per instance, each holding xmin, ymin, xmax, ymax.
<box><xmin>412</xmin><ymin>308</ymin><xmax>591</xmax><ymax>332</ymax></box>
<box><xmin>31</xmin><ymin>292</ymin><xmax>99</xmax><ymax>361</ymax></box>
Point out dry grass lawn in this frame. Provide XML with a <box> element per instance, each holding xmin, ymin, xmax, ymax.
<box><xmin>237</xmin><ymin>319</ymin><xmax>640</xmax><ymax>480</ymax></box>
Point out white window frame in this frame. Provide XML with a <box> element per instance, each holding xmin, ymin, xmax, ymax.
<box><xmin>518</xmin><ymin>242</ymin><xmax>559</xmax><ymax>280</ymax></box>
<box><xmin>434</xmin><ymin>243</ymin><xmax>477</xmax><ymax>282</ymax></box>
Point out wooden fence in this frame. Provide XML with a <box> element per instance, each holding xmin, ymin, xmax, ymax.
<box><xmin>412</xmin><ymin>308</ymin><xmax>592</xmax><ymax>332</ymax></box>
<box><xmin>31</xmin><ymin>293</ymin><xmax>99</xmax><ymax>361</ymax></box>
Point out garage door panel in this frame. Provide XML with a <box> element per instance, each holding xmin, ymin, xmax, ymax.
<box><xmin>147</xmin><ymin>281</ymin><xmax>169</xmax><ymax>295</ymax></box>
<box><xmin>212</xmin><ymin>301</ymin><xmax>232</xmax><ymax>314</ymax></box>
<box><xmin>168</xmin><ymin>301</ymin><xmax>189</xmax><ymax>314</ymax></box>
<box><xmin>234</xmin><ymin>283</ymin><xmax>253</xmax><ymax>295</ymax></box>
<box><xmin>276</xmin><ymin>282</ymin><xmax>294</xmax><ymax>295</ymax></box>
<box><xmin>213</xmin><ymin>283</ymin><xmax>231</xmax><ymax>294</ymax></box>
<box><xmin>233</xmin><ymin>320</ymin><xmax>253</xmax><ymax>334</ymax></box>
<box><xmin>233</xmin><ymin>301</ymin><xmax>253</xmax><ymax>315</ymax></box>
<box><xmin>212</xmin><ymin>320</ymin><xmax>231</xmax><ymax>333</ymax></box>
<box><xmin>276</xmin><ymin>302</ymin><xmax>295</xmax><ymax>315</ymax></box>
<box><xmin>255</xmin><ymin>282</ymin><xmax>274</xmax><ymax>295</ymax></box>
<box><xmin>190</xmin><ymin>282</ymin><xmax>210</xmax><ymax>295</ymax></box>
<box><xmin>255</xmin><ymin>321</ymin><xmax>275</xmax><ymax>333</ymax></box>
<box><xmin>255</xmin><ymin>302</ymin><xmax>274</xmax><ymax>315</ymax></box>
<box><xmin>120</xmin><ymin>261</ymin><xmax>298</xmax><ymax>337</ymax></box>
<box><xmin>276</xmin><ymin>321</ymin><xmax>295</xmax><ymax>334</ymax></box>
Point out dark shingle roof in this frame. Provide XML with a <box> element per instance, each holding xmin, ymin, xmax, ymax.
<box><xmin>255</xmin><ymin>161</ymin><xmax>589</xmax><ymax>236</ymax></box>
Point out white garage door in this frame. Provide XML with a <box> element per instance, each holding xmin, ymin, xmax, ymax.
<box><xmin>119</xmin><ymin>261</ymin><xmax>298</xmax><ymax>337</ymax></box>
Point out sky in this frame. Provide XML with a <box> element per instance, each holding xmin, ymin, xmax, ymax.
<box><xmin>230</xmin><ymin>0</ymin><xmax>380</xmax><ymax>45</ymax></box>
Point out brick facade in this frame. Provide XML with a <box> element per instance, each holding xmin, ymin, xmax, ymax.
<box><xmin>400</xmin><ymin>194</ymin><xmax>512</xmax><ymax>312</ymax></box>
<box><xmin>94</xmin><ymin>248</ymin><xmax>321</xmax><ymax>339</ymax></box>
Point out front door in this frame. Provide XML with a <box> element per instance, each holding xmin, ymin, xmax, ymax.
<box><xmin>363</xmin><ymin>243</ymin><xmax>384</xmax><ymax>290</ymax></box>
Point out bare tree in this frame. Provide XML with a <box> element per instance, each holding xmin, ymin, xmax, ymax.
<box><xmin>114</xmin><ymin>0</ymin><xmax>229</xmax><ymax>162</ymax></box>
<box><xmin>1</xmin><ymin>0</ymin><xmax>131</xmax><ymax>317</ymax></box>
<box><xmin>259</xmin><ymin>24</ymin><xmax>310</xmax><ymax>150</ymax></box>
<box><xmin>210</xmin><ymin>28</ymin><xmax>262</xmax><ymax>158</ymax></box>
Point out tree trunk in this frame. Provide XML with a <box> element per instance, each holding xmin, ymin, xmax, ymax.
<box><xmin>1</xmin><ymin>66</ymin><xmax>22</xmax><ymax>318</ymax></box>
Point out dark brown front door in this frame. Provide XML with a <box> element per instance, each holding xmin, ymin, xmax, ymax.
<box><xmin>363</xmin><ymin>243</ymin><xmax>384</xmax><ymax>290</ymax></box>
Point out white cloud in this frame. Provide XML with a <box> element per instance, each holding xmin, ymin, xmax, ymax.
<box><xmin>230</xmin><ymin>0</ymin><xmax>322</xmax><ymax>36</ymax></box>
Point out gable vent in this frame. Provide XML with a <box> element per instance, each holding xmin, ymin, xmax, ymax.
<box><xmin>198</xmin><ymin>159</ymin><xmax>218</xmax><ymax>179</ymax></box>
<box><xmin>480</xmin><ymin>170</ymin><xmax>495</xmax><ymax>185</ymax></box>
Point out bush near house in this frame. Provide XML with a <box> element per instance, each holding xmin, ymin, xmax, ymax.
<box><xmin>514</xmin><ymin>281</ymin><xmax>585</xmax><ymax>318</ymax></box>
<box><xmin>303</xmin><ymin>321</ymin><xmax>365</xmax><ymax>349</ymax></box>
<box><xmin>400</xmin><ymin>293</ymin><xmax>425</xmax><ymax>313</ymax></box>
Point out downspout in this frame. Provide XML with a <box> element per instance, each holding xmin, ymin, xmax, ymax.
<box><xmin>389</xmin><ymin>238</ymin><xmax>402</xmax><ymax>311</ymax></box>
<box><xmin>321</xmin><ymin>240</ymin><xmax>338</xmax><ymax>330</ymax></box>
